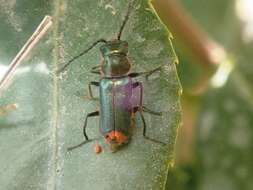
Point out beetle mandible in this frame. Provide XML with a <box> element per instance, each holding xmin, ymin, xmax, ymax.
<box><xmin>58</xmin><ymin>1</ymin><xmax>164</xmax><ymax>152</ymax></box>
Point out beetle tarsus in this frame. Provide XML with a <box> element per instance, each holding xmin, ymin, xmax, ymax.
<box><xmin>145</xmin><ymin>66</ymin><xmax>162</xmax><ymax>80</ymax></box>
<box><xmin>144</xmin><ymin>136</ymin><xmax>166</xmax><ymax>146</ymax></box>
<box><xmin>67</xmin><ymin>140</ymin><xmax>92</xmax><ymax>151</ymax></box>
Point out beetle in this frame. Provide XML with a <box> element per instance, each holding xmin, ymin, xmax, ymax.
<box><xmin>58</xmin><ymin>1</ymin><xmax>164</xmax><ymax>152</ymax></box>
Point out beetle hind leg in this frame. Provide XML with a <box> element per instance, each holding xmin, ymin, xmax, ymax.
<box><xmin>67</xmin><ymin>110</ymin><xmax>99</xmax><ymax>151</ymax></box>
<box><xmin>133</xmin><ymin>106</ymin><xmax>166</xmax><ymax>146</ymax></box>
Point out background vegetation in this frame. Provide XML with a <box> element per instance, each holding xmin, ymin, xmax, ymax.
<box><xmin>153</xmin><ymin>0</ymin><xmax>253</xmax><ymax>189</ymax></box>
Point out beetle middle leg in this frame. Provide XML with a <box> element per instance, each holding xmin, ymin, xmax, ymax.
<box><xmin>67</xmin><ymin>110</ymin><xmax>99</xmax><ymax>151</ymax></box>
<box><xmin>86</xmin><ymin>66</ymin><xmax>100</xmax><ymax>99</ymax></box>
<box><xmin>133</xmin><ymin>82</ymin><xmax>162</xmax><ymax>115</ymax></box>
<box><xmin>88</xmin><ymin>81</ymin><xmax>99</xmax><ymax>99</ymax></box>
<box><xmin>78</xmin><ymin>81</ymin><xmax>99</xmax><ymax>101</ymax></box>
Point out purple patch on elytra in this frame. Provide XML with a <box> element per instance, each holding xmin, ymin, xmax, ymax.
<box><xmin>114</xmin><ymin>81</ymin><xmax>133</xmax><ymax>111</ymax></box>
<box><xmin>112</xmin><ymin>77</ymin><xmax>140</xmax><ymax>111</ymax></box>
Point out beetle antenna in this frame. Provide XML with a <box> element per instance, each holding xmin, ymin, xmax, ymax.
<box><xmin>117</xmin><ymin>1</ymin><xmax>134</xmax><ymax>40</ymax></box>
<box><xmin>57</xmin><ymin>39</ymin><xmax>107</xmax><ymax>74</ymax></box>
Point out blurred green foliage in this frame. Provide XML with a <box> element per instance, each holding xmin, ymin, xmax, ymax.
<box><xmin>166</xmin><ymin>0</ymin><xmax>253</xmax><ymax>190</ymax></box>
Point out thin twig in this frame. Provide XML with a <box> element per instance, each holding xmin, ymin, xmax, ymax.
<box><xmin>0</xmin><ymin>15</ymin><xmax>53</xmax><ymax>96</ymax></box>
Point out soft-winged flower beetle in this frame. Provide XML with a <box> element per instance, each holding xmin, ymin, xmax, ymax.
<box><xmin>58</xmin><ymin>1</ymin><xmax>165</xmax><ymax>152</ymax></box>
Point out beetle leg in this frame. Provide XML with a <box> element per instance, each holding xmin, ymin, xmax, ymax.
<box><xmin>83</xmin><ymin>111</ymin><xmax>99</xmax><ymax>140</ymax></box>
<box><xmin>128</xmin><ymin>66</ymin><xmax>162</xmax><ymax>79</ymax></box>
<box><xmin>67</xmin><ymin>110</ymin><xmax>99</xmax><ymax>151</ymax></box>
<box><xmin>144</xmin><ymin>66</ymin><xmax>162</xmax><ymax>79</ymax></box>
<box><xmin>67</xmin><ymin>140</ymin><xmax>92</xmax><ymax>151</ymax></box>
<box><xmin>88</xmin><ymin>81</ymin><xmax>99</xmax><ymax>99</ymax></box>
<box><xmin>133</xmin><ymin>82</ymin><xmax>165</xmax><ymax>145</ymax></box>
<box><xmin>133</xmin><ymin>82</ymin><xmax>162</xmax><ymax>115</ymax></box>
<box><xmin>90</xmin><ymin>65</ymin><xmax>101</xmax><ymax>75</ymax></box>
<box><xmin>133</xmin><ymin>106</ymin><xmax>166</xmax><ymax>145</ymax></box>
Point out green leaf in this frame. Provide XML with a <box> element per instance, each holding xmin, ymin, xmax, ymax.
<box><xmin>0</xmin><ymin>0</ymin><xmax>181</xmax><ymax>189</ymax></box>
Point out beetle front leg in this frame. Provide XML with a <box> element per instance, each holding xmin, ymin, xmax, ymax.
<box><xmin>128</xmin><ymin>66</ymin><xmax>162</xmax><ymax>79</ymax></box>
<box><xmin>88</xmin><ymin>81</ymin><xmax>99</xmax><ymax>99</ymax></box>
<box><xmin>90</xmin><ymin>65</ymin><xmax>101</xmax><ymax>75</ymax></box>
<box><xmin>67</xmin><ymin>110</ymin><xmax>99</xmax><ymax>151</ymax></box>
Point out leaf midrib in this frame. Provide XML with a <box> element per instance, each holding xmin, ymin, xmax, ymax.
<box><xmin>48</xmin><ymin>0</ymin><xmax>61</xmax><ymax>189</ymax></box>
